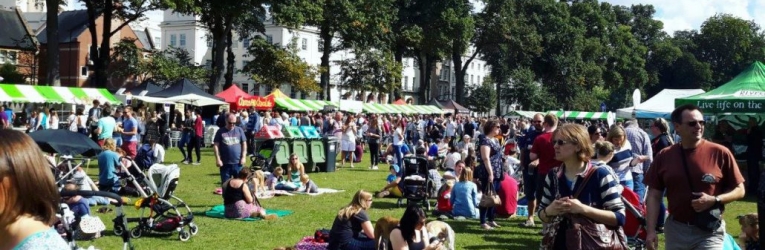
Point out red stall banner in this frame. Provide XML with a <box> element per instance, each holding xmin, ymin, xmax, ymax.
<box><xmin>237</xmin><ymin>96</ymin><xmax>275</xmax><ymax>110</ymax></box>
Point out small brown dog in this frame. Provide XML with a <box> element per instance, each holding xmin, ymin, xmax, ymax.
<box><xmin>374</xmin><ymin>216</ymin><xmax>400</xmax><ymax>246</ymax></box>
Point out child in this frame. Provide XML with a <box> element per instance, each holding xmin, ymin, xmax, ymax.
<box><xmin>386</xmin><ymin>165</ymin><xmax>400</xmax><ymax>184</ymax></box>
<box><xmin>300</xmin><ymin>174</ymin><xmax>319</xmax><ymax>193</ymax></box>
<box><xmin>249</xmin><ymin>170</ymin><xmax>268</xmax><ymax>197</ymax></box>
<box><xmin>434</xmin><ymin>177</ymin><xmax>455</xmax><ymax>220</ymax></box>
<box><xmin>504</xmin><ymin>148</ymin><xmax>520</xmax><ymax>179</ymax></box>
<box><xmin>266</xmin><ymin>167</ymin><xmax>283</xmax><ymax>191</ymax></box>
<box><xmin>428</xmin><ymin>160</ymin><xmax>443</xmax><ymax>196</ymax></box>
<box><xmin>738</xmin><ymin>213</ymin><xmax>759</xmax><ymax>250</ymax></box>
<box><xmin>63</xmin><ymin>183</ymin><xmax>91</xmax><ymax>219</ymax></box>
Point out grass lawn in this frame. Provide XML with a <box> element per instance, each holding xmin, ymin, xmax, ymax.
<box><xmin>78</xmin><ymin>147</ymin><xmax>756</xmax><ymax>249</ymax></box>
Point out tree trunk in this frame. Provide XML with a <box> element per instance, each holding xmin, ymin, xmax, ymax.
<box><xmin>84</xmin><ymin>0</ymin><xmax>98</xmax><ymax>87</ymax></box>
<box><xmin>495</xmin><ymin>79</ymin><xmax>502</xmax><ymax>116</ymax></box>
<box><xmin>93</xmin><ymin>1</ymin><xmax>113</xmax><ymax>88</ymax></box>
<box><xmin>391</xmin><ymin>45</ymin><xmax>404</xmax><ymax>104</ymax></box>
<box><xmin>319</xmin><ymin>22</ymin><xmax>332</xmax><ymax>101</ymax></box>
<box><xmin>224</xmin><ymin>19</ymin><xmax>235</xmax><ymax>88</ymax></box>
<box><xmin>45</xmin><ymin>0</ymin><xmax>60</xmax><ymax>86</ymax></box>
<box><xmin>452</xmin><ymin>49</ymin><xmax>464</xmax><ymax>104</ymax></box>
<box><xmin>209</xmin><ymin>16</ymin><xmax>226</xmax><ymax>94</ymax></box>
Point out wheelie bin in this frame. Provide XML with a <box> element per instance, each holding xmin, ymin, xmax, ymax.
<box><xmin>300</xmin><ymin>126</ymin><xmax>323</xmax><ymax>172</ymax></box>
<box><xmin>283</xmin><ymin>126</ymin><xmax>308</xmax><ymax>166</ymax></box>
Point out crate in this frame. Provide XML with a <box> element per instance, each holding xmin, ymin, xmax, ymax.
<box><xmin>516</xmin><ymin>205</ymin><xmax>528</xmax><ymax>217</ymax></box>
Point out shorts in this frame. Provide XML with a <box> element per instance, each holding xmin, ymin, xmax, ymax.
<box><xmin>389</xmin><ymin>186</ymin><xmax>403</xmax><ymax>198</ymax></box>
<box><xmin>341</xmin><ymin>140</ymin><xmax>356</xmax><ymax>152</ymax></box>
<box><xmin>523</xmin><ymin>169</ymin><xmax>546</xmax><ymax>201</ymax></box>
<box><xmin>121</xmin><ymin>141</ymin><xmax>138</xmax><ymax>159</ymax></box>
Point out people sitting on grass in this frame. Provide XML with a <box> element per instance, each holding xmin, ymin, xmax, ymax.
<box><xmin>267</xmin><ymin>167</ymin><xmax>296</xmax><ymax>191</ymax></box>
<box><xmin>327</xmin><ymin>190</ymin><xmax>376</xmax><ymax>250</ymax></box>
<box><xmin>222</xmin><ymin>168</ymin><xmax>276</xmax><ymax>220</ymax></box>
<box><xmin>287</xmin><ymin>153</ymin><xmax>305</xmax><ymax>190</ymax></box>
<box><xmin>443</xmin><ymin>147</ymin><xmax>461</xmax><ymax>172</ymax></box>
<box><xmin>300</xmin><ymin>174</ymin><xmax>319</xmax><ymax>194</ymax></box>
<box><xmin>388</xmin><ymin>205</ymin><xmax>443</xmax><ymax>250</ymax></box>
<box><xmin>433</xmin><ymin>176</ymin><xmax>455</xmax><ymax>220</ymax></box>
<box><xmin>450</xmin><ymin>165</ymin><xmax>479</xmax><ymax>220</ymax></box>
<box><xmin>250</xmin><ymin>170</ymin><xmax>268</xmax><ymax>197</ymax></box>
<box><xmin>738</xmin><ymin>213</ymin><xmax>759</xmax><ymax>250</ymax></box>
<box><xmin>376</xmin><ymin>164</ymin><xmax>403</xmax><ymax>199</ymax></box>
<box><xmin>97</xmin><ymin>138</ymin><xmax>122</xmax><ymax>194</ymax></box>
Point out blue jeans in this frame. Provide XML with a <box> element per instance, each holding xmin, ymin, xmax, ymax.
<box><xmin>620</xmin><ymin>179</ymin><xmax>634</xmax><ymax>191</ymax></box>
<box><xmin>219</xmin><ymin>164</ymin><xmax>242</xmax><ymax>184</ymax></box>
<box><xmin>479</xmin><ymin>178</ymin><xmax>500</xmax><ymax>224</ymax></box>
<box><xmin>631</xmin><ymin>172</ymin><xmax>646</xmax><ymax>204</ymax></box>
<box><xmin>83</xmin><ymin>196</ymin><xmax>110</xmax><ymax>206</ymax></box>
<box><xmin>392</xmin><ymin>145</ymin><xmax>403</xmax><ymax>167</ymax></box>
<box><xmin>179</xmin><ymin>132</ymin><xmax>191</xmax><ymax>160</ymax></box>
<box><xmin>113</xmin><ymin>136</ymin><xmax>123</xmax><ymax>147</ymax></box>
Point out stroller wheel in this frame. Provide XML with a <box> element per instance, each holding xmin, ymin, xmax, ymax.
<box><xmin>130</xmin><ymin>227</ymin><xmax>143</xmax><ymax>238</ymax></box>
<box><xmin>189</xmin><ymin>224</ymin><xmax>199</xmax><ymax>236</ymax></box>
<box><xmin>113</xmin><ymin>225</ymin><xmax>125</xmax><ymax>236</ymax></box>
<box><xmin>179</xmin><ymin>230</ymin><xmax>191</xmax><ymax>241</ymax></box>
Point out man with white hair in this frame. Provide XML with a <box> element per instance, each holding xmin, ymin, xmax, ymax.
<box><xmin>213</xmin><ymin>114</ymin><xmax>247</xmax><ymax>184</ymax></box>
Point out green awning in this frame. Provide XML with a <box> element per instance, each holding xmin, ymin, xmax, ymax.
<box><xmin>0</xmin><ymin>84</ymin><xmax>121</xmax><ymax>104</ymax></box>
<box><xmin>275</xmin><ymin>98</ymin><xmax>339</xmax><ymax>111</ymax></box>
<box><xmin>676</xmin><ymin>61</ymin><xmax>765</xmax><ymax>113</ymax></box>
<box><xmin>548</xmin><ymin>111</ymin><xmax>611</xmax><ymax>120</ymax></box>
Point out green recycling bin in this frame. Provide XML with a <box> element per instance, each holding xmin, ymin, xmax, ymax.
<box><xmin>283</xmin><ymin>126</ymin><xmax>309</xmax><ymax>165</ymax></box>
<box><xmin>300</xmin><ymin>126</ymin><xmax>324</xmax><ymax>173</ymax></box>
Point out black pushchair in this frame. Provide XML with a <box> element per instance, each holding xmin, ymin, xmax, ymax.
<box><xmin>59</xmin><ymin>190</ymin><xmax>134</xmax><ymax>250</ymax></box>
<box><xmin>397</xmin><ymin>156</ymin><xmax>434</xmax><ymax>210</ymax></box>
<box><xmin>250</xmin><ymin>139</ymin><xmax>285</xmax><ymax>172</ymax></box>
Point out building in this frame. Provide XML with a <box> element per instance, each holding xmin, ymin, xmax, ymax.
<box><xmin>0</xmin><ymin>8</ymin><xmax>38</xmax><ymax>83</ymax></box>
<box><xmin>29</xmin><ymin>10</ymin><xmax>146</xmax><ymax>88</ymax></box>
<box><xmin>0</xmin><ymin>0</ymin><xmax>44</xmax><ymax>12</ymax></box>
<box><xmin>159</xmin><ymin>9</ymin><xmax>492</xmax><ymax>105</ymax></box>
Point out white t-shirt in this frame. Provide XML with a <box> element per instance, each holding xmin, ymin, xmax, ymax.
<box><xmin>153</xmin><ymin>144</ymin><xmax>165</xmax><ymax>163</ymax></box>
<box><xmin>393</xmin><ymin>128</ymin><xmax>403</xmax><ymax>145</ymax></box>
<box><xmin>444</xmin><ymin>152</ymin><xmax>461</xmax><ymax>170</ymax></box>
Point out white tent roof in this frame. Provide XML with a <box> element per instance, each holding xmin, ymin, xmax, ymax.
<box><xmin>617</xmin><ymin>89</ymin><xmax>706</xmax><ymax>119</ymax></box>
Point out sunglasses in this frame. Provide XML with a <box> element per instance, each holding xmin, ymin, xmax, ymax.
<box><xmin>553</xmin><ymin>139</ymin><xmax>573</xmax><ymax>146</ymax></box>
<box><xmin>685</xmin><ymin>120</ymin><xmax>705</xmax><ymax>127</ymax></box>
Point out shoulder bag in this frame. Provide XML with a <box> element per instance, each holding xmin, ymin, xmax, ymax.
<box><xmin>540</xmin><ymin>168</ymin><xmax>563</xmax><ymax>250</ymax></box>
<box><xmin>565</xmin><ymin>165</ymin><xmax>629</xmax><ymax>250</ymax></box>
<box><xmin>478</xmin><ymin>183</ymin><xmax>501</xmax><ymax>208</ymax></box>
<box><xmin>679</xmin><ymin>149</ymin><xmax>723</xmax><ymax>232</ymax></box>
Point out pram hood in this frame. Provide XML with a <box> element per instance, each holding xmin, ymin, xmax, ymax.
<box><xmin>146</xmin><ymin>164</ymin><xmax>180</xmax><ymax>198</ymax></box>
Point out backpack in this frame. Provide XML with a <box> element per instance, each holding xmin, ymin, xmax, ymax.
<box><xmin>135</xmin><ymin>144</ymin><xmax>156</xmax><ymax>170</ymax></box>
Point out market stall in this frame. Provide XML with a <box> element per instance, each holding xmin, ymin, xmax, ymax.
<box><xmin>216</xmin><ymin>84</ymin><xmax>275</xmax><ymax>111</ymax></box>
<box><xmin>505</xmin><ymin>110</ymin><xmax>542</xmax><ymax>119</ymax></box>
<box><xmin>139</xmin><ymin>78</ymin><xmax>226</xmax><ymax>106</ymax></box>
<box><xmin>428</xmin><ymin>99</ymin><xmax>470</xmax><ymax>114</ymax></box>
<box><xmin>0</xmin><ymin>83</ymin><xmax>121</xmax><ymax>105</ymax></box>
<box><xmin>617</xmin><ymin>88</ymin><xmax>705</xmax><ymax>119</ymax></box>
<box><xmin>547</xmin><ymin>110</ymin><xmax>615</xmax><ymax>125</ymax></box>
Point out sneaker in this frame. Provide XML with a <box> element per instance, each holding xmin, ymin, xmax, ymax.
<box><xmin>519</xmin><ymin>220</ymin><xmax>536</xmax><ymax>228</ymax></box>
<box><xmin>488</xmin><ymin>221</ymin><xmax>501</xmax><ymax>228</ymax></box>
<box><xmin>192</xmin><ymin>162</ymin><xmax>201</xmax><ymax>166</ymax></box>
<box><xmin>481</xmin><ymin>223</ymin><xmax>494</xmax><ymax>230</ymax></box>
<box><xmin>438</xmin><ymin>215</ymin><xmax>449</xmax><ymax>221</ymax></box>
<box><xmin>263</xmin><ymin>214</ymin><xmax>278</xmax><ymax>221</ymax></box>
<box><xmin>376</xmin><ymin>190</ymin><xmax>390</xmax><ymax>198</ymax></box>
<box><xmin>182</xmin><ymin>160</ymin><xmax>190</xmax><ymax>165</ymax></box>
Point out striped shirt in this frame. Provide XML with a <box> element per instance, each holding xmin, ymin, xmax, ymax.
<box><xmin>625</xmin><ymin>125</ymin><xmax>653</xmax><ymax>173</ymax></box>
<box><xmin>608</xmin><ymin>143</ymin><xmax>635</xmax><ymax>184</ymax></box>
<box><xmin>537</xmin><ymin>163</ymin><xmax>626</xmax><ymax>226</ymax></box>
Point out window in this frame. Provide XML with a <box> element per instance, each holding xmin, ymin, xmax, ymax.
<box><xmin>403</xmin><ymin>77</ymin><xmax>409</xmax><ymax>91</ymax></box>
<box><xmin>241</xmin><ymin>60</ymin><xmax>246</xmax><ymax>72</ymax></box>
<box><xmin>301</xmin><ymin>38</ymin><xmax>307</xmax><ymax>50</ymax></box>
<box><xmin>243</xmin><ymin>38</ymin><xmax>250</xmax><ymax>48</ymax></box>
<box><xmin>241</xmin><ymin>83</ymin><xmax>249</xmax><ymax>94</ymax></box>
<box><xmin>153</xmin><ymin>37</ymin><xmax>160</xmax><ymax>46</ymax></box>
<box><xmin>179</xmin><ymin>34</ymin><xmax>186</xmax><ymax>47</ymax></box>
<box><xmin>232</xmin><ymin>39</ymin><xmax>238</xmax><ymax>48</ymax></box>
<box><xmin>266</xmin><ymin>35</ymin><xmax>273</xmax><ymax>44</ymax></box>
<box><xmin>170</xmin><ymin>34</ymin><xmax>176</xmax><ymax>47</ymax></box>
<box><xmin>264</xmin><ymin>85</ymin><xmax>273</xmax><ymax>95</ymax></box>
<box><xmin>318</xmin><ymin>39</ymin><xmax>323</xmax><ymax>52</ymax></box>
<box><xmin>290</xmin><ymin>90</ymin><xmax>297</xmax><ymax>98</ymax></box>
<box><xmin>0</xmin><ymin>50</ymin><xmax>18</xmax><ymax>64</ymax></box>
<box><xmin>80</xmin><ymin>66</ymin><xmax>88</xmax><ymax>77</ymax></box>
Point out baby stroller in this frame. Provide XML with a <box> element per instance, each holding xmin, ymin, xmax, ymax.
<box><xmin>124</xmin><ymin>163</ymin><xmax>198</xmax><ymax>241</ymax></box>
<box><xmin>397</xmin><ymin>156</ymin><xmax>434</xmax><ymax>210</ymax></box>
<box><xmin>621</xmin><ymin>187</ymin><xmax>648</xmax><ymax>250</ymax></box>
<box><xmin>250</xmin><ymin>139</ymin><xmax>285</xmax><ymax>172</ymax></box>
<box><xmin>59</xmin><ymin>190</ymin><xmax>134</xmax><ymax>250</ymax></box>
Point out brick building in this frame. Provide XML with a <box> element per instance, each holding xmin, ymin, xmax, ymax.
<box><xmin>0</xmin><ymin>8</ymin><xmax>38</xmax><ymax>83</ymax></box>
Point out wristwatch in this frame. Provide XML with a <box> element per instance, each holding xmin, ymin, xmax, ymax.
<box><xmin>714</xmin><ymin>196</ymin><xmax>722</xmax><ymax>205</ymax></box>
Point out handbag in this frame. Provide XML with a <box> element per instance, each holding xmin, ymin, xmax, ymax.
<box><xmin>540</xmin><ymin>168</ymin><xmax>562</xmax><ymax>250</ymax></box>
<box><xmin>679</xmin><ymin>149</ymin><xmax>723</xmax><ymax>232</ymax></box>
<box><xmin>77</xmin><ymin>216</ymin><xmax>105</xmax><ymax>240</ymax></box>
<box><xmin>479</xmin><ymin>183</ymin><xmax>501</xmax><ymax>208</ymax></box>
<box><xmin>564</xmin><ymin>165</ymin><xmax>628</xmax><ymax>250</ymax></box>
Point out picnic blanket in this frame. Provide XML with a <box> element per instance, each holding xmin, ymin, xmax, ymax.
<box><xmin>204</xmin><ymin>205</ymin><xmax>293</xmax><ymax>221</ymax></box>
<box><xmin>293</xmin><ymin>188</ymin><xmax>345</xmax><ymax>196</ymax></box>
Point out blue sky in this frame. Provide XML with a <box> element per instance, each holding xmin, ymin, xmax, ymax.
<box><xmin>69</xmin><ymin>0</ymin><xmax>765</xmax><ymax>35</ymax></box>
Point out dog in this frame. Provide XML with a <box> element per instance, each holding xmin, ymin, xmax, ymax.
<box><xmin>374</xmin><ymin>216</ymin><xmax>400</xmax><ymax>247</ymax></box>
<box><xmin>425</xmin><ymin>220</ymin><xmax>455</xmax><ymax>250</ymax></box>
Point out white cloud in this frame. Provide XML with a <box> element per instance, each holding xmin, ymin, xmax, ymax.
<box><xmin>603</xmin><ymin>0</ymin><xmax>764</xmax><ymax>34</ymax></box>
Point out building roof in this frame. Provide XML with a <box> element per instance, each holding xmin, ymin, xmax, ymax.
<box><xmin>134</xmin><ymin>29</ymin><xmax>153</xmax><ymax>50</ymax></box>
<box><xmin>22</xmin><ymin>12</ymin><xmax>46</xmax><ymax>34</ymax></box>
<box><xmin>0</xmin><ymin>8</ymin><xmax>36</xmax><ymax>49</ymax></box>
<box><xmin>37</xmin><ymin>10</ymin><xmax>90</xmax><ymax>44</ymax></box>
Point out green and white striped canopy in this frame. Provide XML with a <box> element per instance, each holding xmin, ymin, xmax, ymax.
<box><xmin>275</xmin><ymin>98</ymin><xmax>338</xmax><ymax>111</ymax></box>
<box><xmin>547</xmin><ymin>110</ymin><xmax>612</xmax><ymax>120</ymax></box>
<box><xmin>362</xmin><ymin>103</ymin><xmax>443</xmax><ymax>114</ymax></box>
<box><xmin>0</xmin><ymin>84</ymin><xmax>121</xmax><ymax>104</ymax></box>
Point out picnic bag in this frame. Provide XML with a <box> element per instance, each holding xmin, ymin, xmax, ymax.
<box><xmin>77</xmin><ymin>216</ymin><xmax>105</xmax><ymax>240</ymax></box>
<box><xmin>478</xmin><ymin>184</ymin><xmax>501</xmax><ymax>208</ymax></box>
<box><xmin>314</xmin><ymin>228</ymin><xmax>331</xmax><ymax>243</ymax></box>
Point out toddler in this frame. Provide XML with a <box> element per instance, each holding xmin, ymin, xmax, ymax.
<box><xmin>434</xmin><ymin>178</ymin><xmax>455</xmax><ymax>220</ymax></box>
<box><xmin>738</xmin><ymin>213</ymin><xmax>759</xmax><ymax>250</ymax></box>
<box><xmin>266</xmin><ymin>167</ymin><xmax>284</xmax><ymax>191</ymax></box>
<box><xmin>300</xmin><ymin>174</ymin><xmax>319</xmax><ymax>193</ymax></box>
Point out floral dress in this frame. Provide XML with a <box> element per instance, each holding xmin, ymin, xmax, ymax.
<box><xmin>474</xmin><ymin>134</ymin><xmax>504</xmax><ymax>181</ymax></box>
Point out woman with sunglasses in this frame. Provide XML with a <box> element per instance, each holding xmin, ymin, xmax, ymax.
<box><xmin>287</xmin><ymin>153</ymin><xmax>305</xmax><ymax>190</ymax></box>
<box><xmin>538</xmin><ymin>124</ymin><xmax>627</xmax><ymax>249</ymax></box>
<box><xmin>475</xmin><ymin>119</ymin><xmax>504</xmax><ymax>230</ymax></box>
<box><xmin>606</xmin><ymin>126</ymin><xmax>648</xmax><ymax>190</ymax></box>
<box><xmin>328</xmin><ymin>190</ymin><xmax>376</xmax><ymax>250</ymax></box>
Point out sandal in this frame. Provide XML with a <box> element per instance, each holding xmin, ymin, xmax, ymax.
<box><xmin>481</xmin><ymin>223</ymin><xmax>494</xmax><ymax>230</ymax></box>
<box><xmin>97</xmin><ymin>207</ymin><xmax>113</xmax><ymax>213</ymax></box>
<box><xmin>519</xmin><ymin>220</ymin><xmax>536</xmax><ymax>228</ymax></box>
<box><xmin>488</xmin><ymin>221</ymin><xmax>501</xmax><ymax>228</ymax></box>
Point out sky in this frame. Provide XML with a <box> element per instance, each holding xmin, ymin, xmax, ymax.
<box><xmin>67</xmin><ymin>0</ymin><xmax>765</xmax><ymax>35</ymax></box>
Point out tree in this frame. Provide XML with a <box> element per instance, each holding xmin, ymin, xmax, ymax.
<box><xmin>109</xmin><ymin>38</ymin><xmax>143</xmax><ymax>83</ymax></box>
<box><xmin>464</xmin><ymin>79</ymin><xmax>496</xmax><ymax>114</ymax></box>
<box><xmin>0</xmin><ymin>63</ymin><xmax>26</xmax><ymax>84</ymax></box>
<box><xmin>694</xmin><ymin>14</ymin><xmax>765</xmax><ymax>88</ymax></box>
<box><xmin>271</xmin><ymin>0</ymin><xmax>395</xmax><ymax>100</ymax></box>
<box><xmin>336</xmin><ymin>47</ymin><xmax>402</xmax><ymax>96</ymax></box>
<box><xmin>45</xmin><ymin>0</ymin><xmax>63</xmax><ymax>86</ymax></box>
<box><xmin>241</xmin><ymin>37</ymin><xmax>321</xmax><ymax>94</ymax></box>
<box><xmin>82</xmin><ymin>0</ymin><xmax>159</xmax><ymax>88</ymax></box>
<box><xmin>500</xmin><ymin>67</ymin><xmax>555</xmax><ymax>112</ymax></box>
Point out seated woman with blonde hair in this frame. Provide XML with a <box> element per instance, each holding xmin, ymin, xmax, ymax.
<box><xmin>328</xmin><ymin>190</ymin><xmax>376</xmax><ymax>250</ymax></box>
<box><xmin>223</xmin><ymin>168</ymin><xmax>276</xmax><ymax>220</ymax></box>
